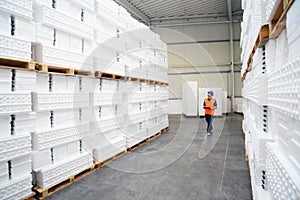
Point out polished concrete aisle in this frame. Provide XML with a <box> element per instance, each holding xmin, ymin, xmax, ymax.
<box><xmin>47</xmin><ymin>114</ymin><xmax>251</xmax><ymax>200</ymax></box>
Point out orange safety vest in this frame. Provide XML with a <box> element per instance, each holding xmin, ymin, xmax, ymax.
<box><xmin>204</xmin><ymin>98</ymin><xmax>217</xmax><ymax>115</ymax></box>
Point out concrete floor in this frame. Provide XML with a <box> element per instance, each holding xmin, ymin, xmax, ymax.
<box><xmin>47</xmin><ymin>114</ymin><xmax>251</xmax><ymax>200</ymax></box>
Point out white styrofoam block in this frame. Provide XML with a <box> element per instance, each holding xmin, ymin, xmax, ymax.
<box><xmin>35</xmin><ymin>5</ymin><xmax>94</xmax><ymax>41</ymax></box>
<box><xmin>90</xmin><ymin>92</ymin><xmax>123</xmax><ymax>106</ymax></box>
<box><xmin>0</xmin><ymin>11</ymin><xmax>34</xmax><ymax>41</ymax></box>
<box><xmin>182</xmin><ymin>81</ymin><xmax>198</xmax><ymax>116</ymax></box>
<box><xmin>0</xmin><ymin>161</ymin><xmax>9</xmax><ymax>184</ymax></box>
<box><xmin>91</xmin><ymin>116</ymin><xmax>124</xmax><ymax>134</ymax></box>
<box><xmin>52</xmin><ymin>140</ymin><xmax>82</xmax><ymax>164</ymax></box>
<box><xmin>93</xmin><ymin>138</ymin><xmax>126</xmax><ymax>163</ymax></box>
<box><xmin>127</xmin><ymin>92</ymin><xmax>147</xmax><ymax>103</ymax></box>
<box><xmin>32</xmin><ymin>149</ymin><xmax>52</xmax><ymax>170</ymax></box>
<box><xmin>34</xmin><ymin>152</ymin><xmax>93</xmax><ymax>188</ymax></box>
<box><xmin>0</xmin><ymin>175</ymin><xmax>32</xmax><ymax>200</ymax></box>
<box><xmin>34</xmin><ymin>44</ymin><xmax>94</xmax><ymax>71</ymax></box>
<box><xmin>38</xmin><ymin>0</ymin><xmax>95</xmax><ymax>12</ymax></box>
<box><xmin>32</xmin><ymin>93</ymin><xmax>90</xmax><ymax>111</ymax></box>
<box><xmin>0</xmin><ymin>116</ymin><xmax>10</xmax><ymax>138</ymax></box>
<box><xmin>94</xmin><ymin>58</ymin><xmax>125</xmax><ymax>76</ymax></box>
<box><xmin>11</xmin><ymin>155</ymin><xmax>31</xmax><ymax>180</ymax></box>
<box><xmin>35</xmin><ymin>111</ymin><xmax>51</xmax><ymax>132</ymax></box>
<box><xmin>0</xmin><ymin>34</ymin><xmax>32</xmax><ymax>61</ymax></box>
<box><xmin>92</xmin><ymin>104</ymin><xmax>123</xmax><ymax>121</ymax></box>
<box><xmin>14</xmin><ymin>70</ymin><xmax>36</xmax><ymax>92</ymax></box>
<box><xmin>268</xmin><ymin>56</ymin><xmax>300</xmax><ymax>120</ymax></box>
<box><xmin>0</xmin><ymin>69</ymin><xmax>12</xmax><ymax>93</ymax></box>
<box><xmin>275</xmin><ymin>29</ymin><xmax>289</xmax><ymax>70</ymax></box>
<box><xmin>0</xmin><ymin>135</ymin><xmax>31</xmax><ymax>162</ymax></box>
<box><xmin>81</xmin><ymin>77</ymin><xmax>98</xmax><ymax>93</ymax></box>
<box><xmin>127</xmin><ymin>111</ymin><xmax>147</xmax><ymax>124</ymax></box>
<box><xmin>287</xmin><ymin>0</ymin><xmax>300</xmax><ymax>61</ymax></box>
<box><xmin>0</xmin><ymin>0</ymin><xmax>33</xmax><ymax>20</ymax></box>
<box><xmin>36</xmin><ymin>73</ymin><xmax>49</xmax><ymax>92</ymax></box>
<box><xmin>52</xmin><ymin>109</ymin><xmax>79</xmax><ymax>128</ymax></box>
<box><xmin>51</xmin><ymin>74</ymin><xmax>67</xmax><ymax>93</ymax></box>
<box><xmin>35</xmin><ymin>24</ymin><xmax>96</xmax><ymax>56</ymax></box>
<box><xmin>0</xmin><ymin>93</ymin><xmax>32</xmax><ymax>115</ymax></box>
<box><xmin>32</xmin><ymin>124</ymin><xmax>90</xmax><ymax>150</ymax></box>
<box><xmin>66</xmin><ymin>76</ymin><xmax>80</xmax><ymax>93</ymax></box>
<box><xmin>266</xmin><ymin>143</ymin><xmax>300</xmax><ymax>200</ymax></box>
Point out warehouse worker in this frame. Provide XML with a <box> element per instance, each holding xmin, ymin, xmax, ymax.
<box><xmin>203</xmin><ymin>90</ymin><xmax>217</xmax><ymax>136</ymax></box>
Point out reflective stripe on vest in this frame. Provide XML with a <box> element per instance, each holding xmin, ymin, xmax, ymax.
<box><xmin>204</xmin><ymin>98</ymin><xmax>216</xmax><ymax>115</ymax></box>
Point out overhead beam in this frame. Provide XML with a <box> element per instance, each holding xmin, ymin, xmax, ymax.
<box><xmin>151</xmin><ymin>20</ymin><xmax>240</xmax><ymax>27</ymax></box>
<box><xmin>166</xmin><ymin>39</ymin><xmax>240</xmax><ymax>45</ymax></box>
<box><xmin>168</xmin><ymin>70</ymin><xmax>240</xmax><ymax>75</ymax></box>
<box><xmin>150</xmin><ymin>11</ymin><xmax>243</xmax><ymax>22</ymax></box>
<box><xmin>113</xmin><ymin>0</ymin><xmax>150</xmax><ymax>24</ymax></box>
<box><xmin>169</xmin><ymin>62</ymin><xmax>242</xmax><ymax>68</ymax></box>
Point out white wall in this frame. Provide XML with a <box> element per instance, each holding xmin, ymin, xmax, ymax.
<box><xmin>152</xmin><ymin>20</ymin><xmax>243</xmax><ymax>105</ymax></box>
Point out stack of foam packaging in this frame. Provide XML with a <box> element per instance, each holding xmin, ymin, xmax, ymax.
<box><xmin>31</xmin><ymin>73</ymin><xmax>93</xmax><ymax>189</ymax></box>
<box><xmin>0</xmin><ymin>1</ymin><xmax>35</xmax><ymax>199</ymax></box>
<box><xmin>0</xmin><ymin>68</ymin><xmax>36</xmax><ymax>199</ymax></box>
<box><xmin>94</xmin><ymin>0</ymin><xmax>127</xmax><ymax>76</ymax></box>
<box><xmin>33</xmin><ymin>0</ymin><xmax>95</xmax><ymax>70</ymax></box>
<box><xmin>124</xmin><ymin>82</ymin><xmax>148</xmax><ymax>147</ymax></box>
<box><xmin>241</xmin><ymin>0</ymin><xmax>300</xmax><ymax>199</ymax></box>
<box><xmin>146</xmin><ymin>84</ymin><xmax>169</xmax><ymax>137</ymax></box>
<box><xmin>0</xmin><ymin>0</ymin><xmax>169</xmax><ymax>192</ymax></box>
<box><xmin>0</xmin><ymin>0</ymin><xmax>35</xmax><ymax>60</ymax></box>
<box><xmin>85</xmin><ymin>78</ymin><xmax>127</xmax><ymax>163</ymax></box>
<box><xmin>240</xmin><ymin>0</ymin><xmax>268</xmax><ymax>74</ymax></box>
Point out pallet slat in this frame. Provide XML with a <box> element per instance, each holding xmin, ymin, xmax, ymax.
<box><xmin>33</xmin><ymin>165</ymin><xmax>95</xmax><ymax>200</ymax></box>
<box><xmin>269</xmin><ymin>0</ymin><xmax>294</xmax><ymax>39</ymax></box>
<box><xmin>94</xmin><ymin>149</ymin><xmax>127</xmax><ymax>169</ymax></box>
<box><xmin>21</xmin><ymin>192</ymin><xmax>36</xmax><ymax>200</ymax></box>
<box><xmin>0</xmin><ymin>57</ymin><xmax>36</xmax><ymax>71</ymax></box>
<box><xmin>94</xmin><ymin>71</ymin><xmax>126</xmax><ymax>80</ymax></box>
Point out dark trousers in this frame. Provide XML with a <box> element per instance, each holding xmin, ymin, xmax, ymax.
<box><xmin>205</xmin><ymin>114</ymin><xmax>213</xmax><ymax>133</ymax></box>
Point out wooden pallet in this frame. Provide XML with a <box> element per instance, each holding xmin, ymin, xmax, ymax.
<box><xmin>0</xmin><ymin>57</ymin><xmax>36</xmax><ymax>71</ymax></box>
<box><xmin>94</xmin><ymin>71</ymin><xmax>125</xmax><ymax>80</ymax></box>
<box><xmin>161</xmin><ymin>126</ymin><xmax>170</xmax><ymax>134</ymax></box>
<box><xmin>247</xmin><ymin>25</ymin><xmax>269</xmax><ymax>68</ymax></box>
<box><xmin>126</xmin><ymin>76</ymin><xmax>147</xmax><ymax>83</ymax></box>
<box><xmin>244</xmin><ymin>143</ymin><xmax>249</xmax><ymax>162</ymax></box>
<box><xmin>269</xmin><ymin>0</ymin><xmax>295</xmax><ymax>39</ymax></box>
<box><xmin>35</xmin><ymin>64</ymin><xmax>93</xmax><ymax>77</ymax></box>
<box><xmin>33</xmin><ymin>165</ymin><xmax>95</xmax><ymax>200</ymax></box>
<box><xmin>148</xmin><ymin>80</ymin><xmax>157</xmax><ymax>85</ymax></box>
<box><xmin>147</xmin><ymin>131</ymin><xmax>162</xmax><ymax>142</ymax></box>
<box><xmin>127</xmin><ymin>138</ymin><xmax>149</xmax><ymax>152</ymax></box>
<box><xmin>128</xmin><ymin>126</ymin><xmax>170</xmax><ymax>152</ymax></box>
<box><xmin>94</xmin><ymin>149</ymin><xmax>127</xmax><ymax>169</ymax></box>
<box><xmin>74</xmin><ymin>69</ymin><xmax>94</xmax><ymax>77</ymax></box>
<box><xmin>21</xmin><ymin>192</ymin><xmax>36</xmax><ymax>200</ymax></box>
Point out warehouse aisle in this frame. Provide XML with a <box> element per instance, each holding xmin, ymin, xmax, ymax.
<box><xmin>47</xmin><ymin>114</ymin><xmax>251</xmax><ymax>200</ymax></box>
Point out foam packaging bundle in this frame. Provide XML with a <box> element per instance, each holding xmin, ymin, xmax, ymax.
<box><xmin>33</xmin><ymin>152</ymin><xmax>93</xmax><ymax>188</ymax></box>
<box><xmin>0</xmin><ymin>0</ymin><xmax>34</xmax><ymax>61</ymax></box>
<box><xmin>286</xmin><ymin>0</ymin><xmax>300</xmax><ymax>61</ymax></box>
<box><xmin>33</xmin><ymin>0</ymin><xmax>95</xmax><ymax>70</ymax></box>
<box><xmin>266</xmin><ymin>143</ymin><xmax>300</xmax><ymax>200</ymax></box>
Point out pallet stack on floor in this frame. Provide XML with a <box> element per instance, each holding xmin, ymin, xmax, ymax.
<box><xmin>0</xmin><ymin>0</ymin><xmax>169</xmax><ymax>199</ymax></box>
<box><xmin>0</xmin><ymin>68</ymin><xmax>35</xmax><ymax>199</ymax></box>
<box><xmin>241</xmin><ymin>0</ymin><xmax>300</xmax><ymax>199</ymax></box>
<box><xmin>31</xmin><ymin>73</ymin><xmax>93</xmax><ymax>189</ymax></box>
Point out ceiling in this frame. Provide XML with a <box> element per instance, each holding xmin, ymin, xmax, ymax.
<box><xmin>114</xmin><ymin>0</ymin><xmax>242</xmax><ymax>24</ymax></box>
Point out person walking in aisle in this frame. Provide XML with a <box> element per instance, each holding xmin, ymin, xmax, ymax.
<box><xmin>203</xmin><ymin>90</ymin><xmax>217</xmax><ymax>136</ymax></box>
